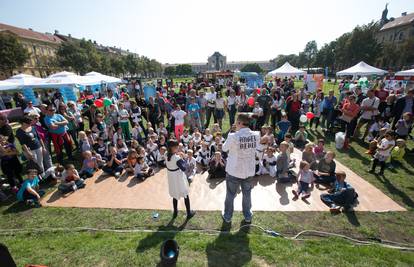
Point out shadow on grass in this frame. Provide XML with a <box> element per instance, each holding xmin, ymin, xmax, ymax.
<box><xmin>377</xmin><ymin>174</ymin><xmax>414</xmax><ymax>209</ymax></box>
<box><xmin>344</xmin><ymin>211</ymin><xmax>361</xmax><ymax>226</ymax></box>
<box><xmin>2</xmin><ymin>200</ymin><xmax>32</xmax><ymax>214</ymax></box>
<box><xmin>136</xmin><ymin>216</ymin><xmax>188</xmax><ymax>265</ymax></box>
<box><xmin>205</xmin><ymin>221</ymin><xmax>252</xmax><ymax>267</ymax></box>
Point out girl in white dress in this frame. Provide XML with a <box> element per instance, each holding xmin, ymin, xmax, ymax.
<box><xmin>166</xmin><ymin>140</ymin><xmax>196</xmax><ymax>219</ymax></box>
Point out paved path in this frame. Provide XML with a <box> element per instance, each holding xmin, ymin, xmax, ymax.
<box><xmin>42</xmin><ymin>149</ymin><xmax>406</xmax><ymax>212</ymax></box>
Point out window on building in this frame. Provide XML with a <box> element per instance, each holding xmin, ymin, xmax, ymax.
<box><xmin>399</xmin><ymin>32</ymin><xmax>404</xmax><ymax>41</ymax></box>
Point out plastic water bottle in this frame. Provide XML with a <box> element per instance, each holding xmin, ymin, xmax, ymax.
<box><xmin>152</xmin><ymin>212</ymin><xmax>159</xmax><ymax>221</ymax></box>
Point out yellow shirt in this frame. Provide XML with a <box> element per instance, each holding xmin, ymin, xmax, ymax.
<box><xmin>391</xmin><ymin>146</ymin><xmax>405</xmax><ymax>162</ymax></box>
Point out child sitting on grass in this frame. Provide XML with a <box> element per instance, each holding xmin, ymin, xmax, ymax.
<box><xmin>276</xmin><ymin>113</ymin><xmax>291</xmax><ymax>143</ymax></box>
<box><xmin>78</xmin><ymin>131</ymin><xmax>91</xmax><ymax>153</ymax></box>
<box><xmin>314</xmin><ymin>139</ymin><xmax>326</xmax><ymax>160</ymax></box>
<box><xmin>292</xmin><ymin>161</ymin><xmax>314</xmax><ymax>200</ymax></box>
<box><xmin>320</xmin><ymin>171</ymin><xmax>357</xmax><ymax>213</ymax></box>
<box><xmin>196</xmin><ymin>141</ymin><xmax>210</xmax><ymax>171</ymax></box>
<box><xmin>389</xmin><ymin>139</ymin><xmax>406</xmax><ymax>169</ymax></box>
<box><xmin>80</xmin><ymin>151</ymin><xmax>98</xmax><ymax>179</ymax></box>
<box><xmin>134</xmin><ymin>156</ymin><xmax>155</xmax><ymax>181</ymax></box>
<box><xmin>17</xmin><ymin>169</ymin><xmax>44</xmax><ymax>207</ymax></box>
<box><xmin>293</xmin><ymin>125</ymin><xmax>308</xmax><ymax>149</ymax></box>
<box><xmin>58</xmin><ymin>164</ymin><xmax>85</xmax><ymax>193</ymax></box>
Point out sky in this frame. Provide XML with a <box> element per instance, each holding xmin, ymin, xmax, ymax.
<box><xmin>0</xmin><ymin>0</ymin><xmax>412</xmax><ymax>64</ymax></box>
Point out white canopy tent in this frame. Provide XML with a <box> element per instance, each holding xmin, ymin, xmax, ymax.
<box><xmin>3</xmin><ymin>74</ymin><xmax>43</xmax><ymax>87</ymax></box>
<box><xmin>85</xmin><ymin>71</ymin><xmax>122</xmax><ymax>84</ymax></box>
<box><xmin>395</xmin><ymin>69</ymin><xmax>414</xmax><ymax>77</ymax></box>
<box><xmin>267</xmin><ymin>62</ymin><xmax>306</xmax><ymax>77</ymax></box>
<box><xmin>336</xmin><ymin>61</ymin><xmax>387</xmax><ymax>76</ymax></box>
<box><xmin>0</xmin><ymin>81</ymin><xmax>19</xmax><ymax>91</ymax></box>
<box><xmin>35</xmin><ymin>71</ymin><xmax>98</xmax><ymax>87</ymax></box>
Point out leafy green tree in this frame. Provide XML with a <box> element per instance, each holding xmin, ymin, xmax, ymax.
<box><xmin>240</xmin><ymin>63</ymin><xmax>264</xmax><ymax>73</ymax></box>
<box><xmin>303</xmin><ymin>40</ymin><xmax>318</xmax><ymax>70</ymax></box>
<box><xmin>56</xmin><ymin>41</ymin><xmax>89</xmax><ymax>74</ymax></box>
<box><xmin>110</xmin><ymin>56</ymin><xmax>125</xmax><ymax>76</ymax></box>
<box><xmin>175</xmin><ymin>64</ymin><xmax>193</xmax><ymax>76</ymax></box>
<box><xmin>0</xmin><ymin>33</ymin><xmax>29</xmax><ymax>76</ymax></box>
<box><xmin>124</xmin><ymin>54</ymin><xmax>139</xmax><ymax>76</ymax></box>
<box><xmin>164</xmin><ymin>66</ymin><xmax>176</xmax><ymax>76</ymax></box>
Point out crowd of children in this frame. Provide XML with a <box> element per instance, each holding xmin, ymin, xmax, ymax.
<box><xmin>1</xmin><ymin>79</ymin><xmax>411</xmax><ymax>214</ymax></box>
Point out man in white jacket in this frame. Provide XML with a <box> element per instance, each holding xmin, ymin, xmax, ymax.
<box><xmin>222</xmin><ymin>113</ymin><xmax>260</xmax><ymax>223</ymax></box>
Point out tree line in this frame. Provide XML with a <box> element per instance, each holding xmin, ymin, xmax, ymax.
<box><xmin>0</xmin><ymin>33</ymin><xmax>163</xmax><ymax>78</ymax></box>
<box><xmin>272</xmin><ymin>21</ymin><xmax>414</xmax><ymax>74</ymax></box>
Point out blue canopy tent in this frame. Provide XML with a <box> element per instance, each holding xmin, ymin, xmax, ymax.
<box><xmin>234</xmin><ymin>72</ymin><xmax>264</xmax><ymax>93</ymax></box>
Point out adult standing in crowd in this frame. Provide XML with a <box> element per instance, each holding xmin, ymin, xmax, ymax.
<box><xmin>256</xmin><ymin>88</ymin><xmax>272</xmax><ymax>127</ymax></box>
<box><xmin>286</xmin><ymin>93</ymin><xmax>302</xmax><ymax>134</ymax></box>
<box><xmin>204</xmin><ymin>86</ymin><xmax>217</xmax><ymax>128</ymax></box>
<box><xmin>222</xmin><ymin>113</ymin><xmax>260</xmax><ymax>224</ymax></box>
<box><xmin>392</xmin><ymin>88</ymin><xmax>414</xmax><ymax>128</ymax></box>
<box><xmin>16</xmin><ymin>116</ymin><xmax>49</xmax><ymax>175</ymax></box>
<box><xmin>353</xmin><ymin>89</ymin><xmax>379</xmax><ymax>139</ymax></box>
<box><xmin>44</xmin><ymin>105</ymin><xmax>73</xmax><ymax>164</ymax></box>
<box><xmin>0</xmin><ymin>114</ymin><xmax>14</xmax><ymax>143</ymax></box>
<box><xmin>320</xmin><ymin>90</ymin><xmax>337</xmax><ymax>132</ymax></box>
<box><xmin>227</xmin><ymin>89</ymin><xmax>238</xmax><ymax>127</ymax></box>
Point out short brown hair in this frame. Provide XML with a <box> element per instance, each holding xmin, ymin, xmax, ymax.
<box><xmin>237</xmin><ymin>113</ymin><xmax>251</xmax><ymax>126</ymax></box>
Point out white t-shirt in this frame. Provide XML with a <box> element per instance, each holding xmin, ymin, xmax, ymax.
<box><xmin>205</xmin><ymin>92</ymin><xmax>217</xmax><ymax>107</ymax></box>
<box><xmin>118</xmin><ymin>109</ymin><xmax>129</xmax><ymax>123</ymax></box>
<box><xmin>360</xmin><ymin>97</ymin><xmax>379</xmax><ymax>120</ymax></box>
<box><xmin>377</xmin><ymin>138</ymin><xmax>395</xmax><ymax>157</ymax></box>
<box><xmin>216</xmin><ymin>98</ymin><xmax>225</xmax><ymax>109</ymax></box>
<box><xmin>172</xmin><ymin>110</ymin><xmax>187</xmax><ymax>126</ymax></box>
<box><xmin>223</xmin><ymin>127</ymin><xmax>260</xmax><ymax>179</ymax></box>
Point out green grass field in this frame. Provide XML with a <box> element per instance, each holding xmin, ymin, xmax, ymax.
<box><xmin>1</xmin><ymin>80</ymin><xmax>414</xmax><ymax>266</ymax></box>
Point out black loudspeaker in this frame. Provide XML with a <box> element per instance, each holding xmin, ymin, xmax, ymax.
<box><xmin>160</xmin><ymin>239</ymin><xmax>179</xmax><ymax>266</ymax></box>
<box><xmin>0</xmin><ymin>243</ymin><xmax>17</xmax><ymax>267</ymax></box>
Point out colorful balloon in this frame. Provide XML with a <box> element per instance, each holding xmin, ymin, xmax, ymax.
<box><xmin>299</xmin><ymin>114</ymin><xmax>307</xmax><ymax>123</ymax></box>
<box><xmin>103</xmin><ymin>98</ymin><xmax>112</xmax><ymax>107</ymax></box>
<box><xmin>306</xmin><ymin>112</ymin><xmax>315</xmax><ymax>120</ymax></box>
<box><xmin>247</xmin><ymin>97</ymin><xmax>255</xmax><ymax>107</ymax></box>
<box><xmin>94</xmin><ymin>99</ymin><xmax>104</xmax><ymax>108</ymax></box>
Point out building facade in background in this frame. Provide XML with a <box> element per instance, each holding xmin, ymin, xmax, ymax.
<box><xmin>0</xmin><ymin>22</ymin><xmax>62</xmax><ymax>79</ymax></box>
<box><xmin>164</xmin><ymin>51</ymin><xmax>276</xmax><ymax>74</ymax></box>
<box><xmin>376</xmin><ymin>9</ymin><xmax>414</xmax><ymax>46</ymax></box>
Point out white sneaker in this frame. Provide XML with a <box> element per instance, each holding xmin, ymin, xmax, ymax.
<box><xmin>72</xmin><ymin>184</ymin><xmax>77</xmax><ymax>191</ymax></box>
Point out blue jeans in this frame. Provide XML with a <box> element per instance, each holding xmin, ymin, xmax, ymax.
<box><xmin>223</xmin><ymin>174</ymin><xmax>252</xmax><ymax>222</ymax></box>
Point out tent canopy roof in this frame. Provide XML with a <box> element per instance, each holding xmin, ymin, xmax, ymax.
<box><xmin>3</xmin><ymin>74</ymin><xmax>43</xmax><ymax>86</ymax></box>
<box><xmin>85</xmin><ymin>71</ymin><xmax>122</xmax><ymax>83</ymax></box>
<box><xmin>336</xmin><ymin>61</ymin><xmax>387</xmax><ymax>76</ymax></box>
<box><xmin>0</xmin><ymin>81</ymin><xmax>19</xmax><ymax>91</ymax></box>
<box><xmin>267</xmin><ymin>62</ymin><xmax>306</xmax><ymax>76</ymax></box>
<box><xmin>395</xmin><ymin>68</ymin><xmax>414</xmax><ymax>77</ymax></box>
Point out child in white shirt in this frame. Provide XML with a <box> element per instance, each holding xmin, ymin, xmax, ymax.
<box><xmin>134</xmin><ymin>156</ymin><xmax>154</xmax><ymax>180</ymax></box>
<box><xmin>196</xmin><ymin>142</ymin><xmax>210</xmax><ymax>170</ymax></box>
<box><xmin>260</xmin><ymin>147</ymin><xmax>277</xmax><ymax>177</ymax></box>
<box><xmin>203</xmin><ymin>128</ymin><xmax>213</xmax><ymax>146</ymax></box>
